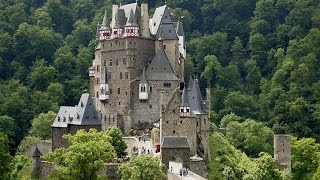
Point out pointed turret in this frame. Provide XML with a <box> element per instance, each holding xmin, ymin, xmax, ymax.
<box><xmin>176</xmin><ymin>21</ymin><xmax>186</xmax><ymax>58</ymax></box>
<box><xmin>180</xmin><ymin>87</ymin><xmax>190</xmax><ymax>117</ymax></box>
<box><xmin>99</xmin><ymin>10</ymin><xmax>111</xmax><ymax>41</ymax></box>
<box><xmin>113</xmin><ymin>11</ymin><xmax>123</xmax><ymax>38</ymax></box>
<box><xmin>188</xmin><ymin>77</ymin><xmax>205</xmax><ymax>115</ymax></box>
<box><xmin>124</xmin><ymin>9</ymin><xmax>139</xmax><ymax>37</ymax></box>
<box><xmin>31</xmin><ymin>145</ymin><xmax>42</xmax><ymax>179</ymax></box>
<box><xmin>139</xmin><ymin>68</ymin><xmax>148</xmax><ymax>100</ymax></box>
<box><xmin>100</xmin><ymin>67</ymin><xmax>109</xmax><ymax>101</ymax></box>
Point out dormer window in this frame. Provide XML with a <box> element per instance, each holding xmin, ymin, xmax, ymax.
<box><xmin>140</xmin><ymin>85</ymin><xmax>146</xmax><ymax>92</ymax></box>
<box><xmin>58</xmin><ymin>117</ymin><xmax>60</xmax><ymax>121</ymax></box>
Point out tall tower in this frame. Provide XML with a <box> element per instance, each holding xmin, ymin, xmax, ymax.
<box><xmin>274</xmin><ymin>134</ymin><xmax>291</xmax><ymax>174</ymax></box>
<box><xmin>89</xmin><ymin>3</ymin><xmax>186</xmax><ymax>134</ymax></box>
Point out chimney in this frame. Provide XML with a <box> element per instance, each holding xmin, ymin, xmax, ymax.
<box><xmin>140</xmin><ymin>3</ymin><xmax>150</xmax><ymax>38</ymax></box>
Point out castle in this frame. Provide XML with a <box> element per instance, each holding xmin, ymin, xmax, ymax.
<box><xmin>50</xmin><ymin>2</ymin><xmax>210</xmax><ymax>169</ymax></box>
<box><xmin>88</xmin><ymin>2</ymin><xmax>211</xmax><ymax>164</ymax></box>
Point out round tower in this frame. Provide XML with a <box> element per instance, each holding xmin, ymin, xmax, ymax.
<box><xmin>274</xmin><ymin>134</ymin><xmax>291</xmax><ymax>174</ymax></box>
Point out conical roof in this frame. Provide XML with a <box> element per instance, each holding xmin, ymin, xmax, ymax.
<box><xmin>176</xmin><ymin>21</ymin><xmax>184</xmax><ymax>36</ymax></box>
<box><xmin>140</xmin><ymin>67</ymin><xmax>147</xmax><ymax>83</ymax></box>
<box><xmin>126</xmin><ymin>9</ymin><xmax>138</xmax><ymax>27</ymax></box>
<box><xmin>180</xmin><ymin>87</ymin><xmax>190</xmax><ymax>107</ymax></box>
<box><xmin>100</xmin><ymin>10</ymin><xmax>110</xmax><ymax>30</ymax></box>
<box><xmin>188</xmin><ymin>78</ymin><xmax>205</xmax><ymax>114</ymax></box>
<box><xmin>114</xmin><ymin>11</ymin><xmax>122</xmax><ymax>29</ymax></box>
<box><xmin>32</xmin><ymin>145</ymin><xmax>42</xmax><ymax>157</ymax></box>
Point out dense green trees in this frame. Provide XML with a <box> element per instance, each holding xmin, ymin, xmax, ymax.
<box><xmin>45</xmin><ymin>129</ymin><xmax>116</xmax><ymax>179</ymax></box>
<box><xmin>118</xmin><ymin>155</ymin><xmax>166</xmax><ymax>180</ymax></box>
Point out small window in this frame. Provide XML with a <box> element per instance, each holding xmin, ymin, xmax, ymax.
<box><xmin>197</xmin><ymin>122</ymin><xmax>199</xmax><ymax>126</ymax></box>
<box><xmin>96</xmin><ymin>91</ymin><xmax>99</xmax><ymax>98</ymax></box>
<box><xmin>173</xmin><ymin>130</ymin><xmax>176</xmax><ymax>134</ymax></box>
<box><xmin>96</xmin><ymin>65</ymin><xmax>100</xmax><ymax>72</ymax></box>
<box><xmin>149</xmin><ymin>105</ymin><xmax>152</xmax><ymax>108</ymax></box>
<box><xmin>110</xmin><ymin>59</ymin><xmax>113</xmax><ymax>66</ymax></box>
<box><xmin>165</xmin><ymin>16</ymin><xmax>167</xmax><ymax>19</ymax></box>
<box><xmin>164</xmin><ymin>82</ymin><xmax>171</xmax><ymax>88</ymax></box>
<box><xmin>116</xmin><ymin>59</ymin><xmax>118</xmax><ymax>65</ymax></box>
<box><xmin>180</xmin><ymin>109</ymin><xmax>183</xmax><ymax>113</ymax></box>
<box><xmin>104</xmin><ymin>115</ymin><xmax>106</xmax><ymax>121</ymax></box>
<box><xmin>108</xmin><ymin>72</ymin><xmax>111</xmax><ymax>79</ymax></box>
<box><xmin>150</xmin><ymin>86</ymin><xmax>152</xmax><ymax>92</ymax></box>
<box><xmin>125</xmin><ymin>72</ymin><xmax>128</xmax><ymax>79</ymax></box>
<box><xmin>123</xmin><ymin>58</ymin><xmax>127</xmax><ymax>65</ymax></box>
<box><xmin>204</xmin><ymin>119</ymin><xmax>206</xmax><ymax>124</ymax></box>
<box><xmin>180</xmin><ymin>121</ymin><xmax>182</xmax><ymax>124</ymax></box>
<box><xmin>118</xmin><ymin>88</ymin><xmax>120</xmax><ymax>94</ymax></box>
<box><xmin>140</xmin><ymin>85</ymin><xmax>146</xmax><ymax>92</ymax></box>
<box><xmin>103</xmin><ymin>60</ymin><xmax>106</xmax><ymax>66</ymax></box>
<box><xmin>119</xmin><ymin>102</ymin><xmax>121</xmax><ymax>105</ymax></box>
<box><xmin>166</xmin><ymin>121</ymin><xmax>169</xmax><ymax>124</ymax></box>
<box><xmin>169</xmin><ymin>29</ymin><xmax>171</xmax><ymax>33</ymax></box>
<box><xmin>96</xmin><ymin>78</ymin><xmax>100</xmax><ymax>85</ymax></box>
<box><xmin>110</xmin><ymin>43</ymin><xmax>112</xmax><ymax>47</ymax></box>
<box><xmin>187</xmin><ymin>109</ymin><xmax>190</xmax><ymax>113</ymax></box>
<box><xmin>114</xmin><ymin>31</ymin><xmax>117</xmax><ymax>35</ymax></box>
<box><xmin>120</xmin><ymin>72</ymin><xmax>123</xmax><ymax>79</ymax></box>
<box><xmin>113</xmin><ymin>116</ymin><xmax>115</xmax><ymax>122</ymax></box>
<box><xmin>163</xmin><ymin>45</ymin><xmax>166</xmax><ymax>49</ymax></box>
<box><xmin>154</xmin><ymin>22</ymin><xmax>156</xmax><ymax>26</ymax></box>
<box><xmin>58</xmin><ymin>117</ymin><xmax>60</xmax><ymax>121</ymax></box>
<box><xmin>110</xmin><ymin>88</ymin><xmax>112</xmax><ymax>94</ymax></box>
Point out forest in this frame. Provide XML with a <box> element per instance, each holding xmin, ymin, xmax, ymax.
<box><xmin>0</xmin><ymin>0</ymin><xmax>320</xmax><ymax>179</ymax></box>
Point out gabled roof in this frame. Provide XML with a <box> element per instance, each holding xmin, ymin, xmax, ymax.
<box><xmin>150</xmin><ymin>5</ymin><xmax>167</xmax><ymax>35</ymax></box>
<box><xmin>52</xmin><ymin>106</ymin><xmax>76</xmax><ymax>127</ymax></box>
<box><xmin>145</xmin><ymin>47</ymin><xmax>178</xmax><ymax>81</ymax></box>
<box><xmin>180</xmin><ymin>87</ymin><xmax>190</xmax><ymax>107</ymax></box>
<box><xmin>100</xmin><ymin>67</ymin><xmax>108</xmax><ymax>84</ymax></box>
<box><xmin>72</xmin><ymin>94</ymin><xmax>101</xmax><ymax>126</ymax></box>
<box><xmin>156</xmin><ymin>23</ymin><xmax>178</xmax><ymax>40</ymax></box>
<box><xmin>126</xmin><ymin>9</ymin><xmax>138</xmax><ymax>27</ymax></box>
<box><xmin>161</xmin><ymin>136</ymin><xmax>190</xmax><ymax>149</ymax></box>
<box><xmin>52</xmin><ymin>94</ymin><xmax>101</xmax><ymax>128</ymax></box>
<box><xmin>187</xmin><ymin>78</ymin><xmax>205</xmax><ymax>114</ymax></box>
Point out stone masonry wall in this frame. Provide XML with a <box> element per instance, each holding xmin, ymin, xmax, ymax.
<box><xmin>161</xmin><ymin>148</ymin><xmax>191</xmax><ymax>170</ymax></box>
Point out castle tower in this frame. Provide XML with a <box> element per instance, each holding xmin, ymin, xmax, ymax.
<box><xmin>124</xmin><ymin>9</ymin><xmax>139</xmax><ymax>37</ymax></box>
<box><xmin>31</xmin><ymin>146</ymin><xmax>42</xmax><ymax>179</ymax></box>
<box><xmin>99</xmin><ymin>10</ymin><xmax>111</xmax><ymax>41</ymax></box>
<box><xmin>180</xmin><ymin>87</ymin><xmax>190</xmax><ymax>117</ymax></box>
<box><xmin>274</xmin><ymin>134</ymin><xmax>291</xmax><ymax>174</ymax></box>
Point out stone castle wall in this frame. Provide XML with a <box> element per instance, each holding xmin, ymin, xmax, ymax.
<box><xmin>161</xmin><ymin>148</ymin><xmax>191</xmax><ymax>170</ymax></box>
<box><xmin>274</xmin><ymin>134</ymin><xmax>291</xmax><ymax>173</ymax></box>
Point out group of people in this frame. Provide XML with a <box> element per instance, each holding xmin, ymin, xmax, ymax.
<box><xmin>179</xmin><ymin>168</ymin><xmax>188</xmax><ymax>177</ymax></box>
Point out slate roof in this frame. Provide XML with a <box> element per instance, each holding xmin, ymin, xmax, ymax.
<box><xmin>145</xmin><ymin>47</ymin><xmax>179</xmax><ymax>81</ymax></box>
<box><xmin>153</xmin><ymin>5</ymin><xmax>178</xmax><ymax>40</ymax></box>
<box><xmin>120</xmin><ymin>3</ymin><xmax>139</xmax><ymax>18</ymax></box>
<box><xmin>149</xmin><ymin>5</ymin><xmax>167</xmax><ymax>35</ymax></box>
<box><xmin>32</xmin><ymin>145</ymin><xmax>42</xmax><ymax>157</ymax></box>
<box><xmin>174</xmin><ymin>21</ymin><xmax>184</xmax><ymax>36</ymax></box>
<box><xmin>101</xmin><ymin>9</ymin><xmax>110</xmax><ymax>29</ymax></box>
<box><xmin>52</xmin><ymin>94</ymin><xmax>101</xmax><ymax>128</ymax></box>
<box><xmin>187</xmin><ymin>78</ymin><xmax>205</xmax><ymax>114</ymax></box>
<box><xmin>180</xmin><ymin>87</ymin><xmax>190</xmax><ymax>107</ymax></box>
<box><xmin>156</xmin><ymin>23</ymin><xmax>178</xmax><ymax>40</ymax></box>
<box><xmin>161</xmin><ymin>136</ymin><xmax>190</xmax><ymax>149</ymax></box>
<box><xmin>126</xmin><ymin>9</ymin><xmax>138</xmax><ymax>27</ymax></box>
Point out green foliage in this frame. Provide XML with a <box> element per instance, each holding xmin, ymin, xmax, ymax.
<box><xmin>44</xmin><ymin>129</ymin><xmax>116</xmax><ymax>180</ymax></box>
<box><xmin>118</xmin><ymin>155</ymin><xmax>166</xmax><ymax>180</ymax></box>
<box><xmin>29</xmin><ymin>111</ymin><xmax>56</xmax><ymax>140</ymax></box>
<box><xmin>0</xmin><ymin>115</ymin><xmax>16</xmax><ymax>140</ymax></box>
<box><xmin>16</xmin><ymin>136</ymin><xmax>40</xmax><ymax>155</ymax></box>
<box><xmin>0</xmin><ymin>133</ymin><xmax>11</xmax><ymax>179</ymax></box>
<box><xmin>105</xmin><ymin>127</ymin><xmax>127</xmax><ymax>158</ymax></box>
<box><xmin>291</xmin><ymin>137</ymin><xmax>320</xmax><ymax>180</ymax></box>
<box><xmin>225</xmin><ymin>118</ymin><xmax>274</xmax><ymax>157</ymax></box>
<box><xmin>9</xmin><ymin>155</ymin><xmax>31</xmax><ymax>180</ymax></box>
